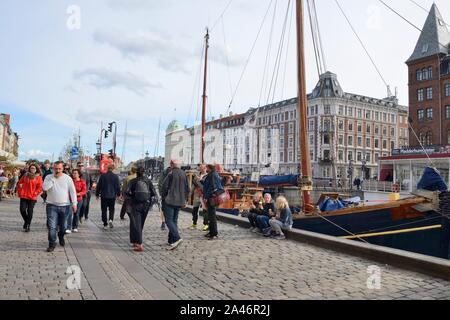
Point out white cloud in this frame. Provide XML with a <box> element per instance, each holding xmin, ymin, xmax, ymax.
<box><xmin>74</xmin><ymin>108</ymin><xmax>124</xmax><ymax>125</ymax></box>
<box><xmin>20</xmin><ymin>150</ymin><xmax>52</xmax><ymax>159</ymax></box>
<box><xmin>93</xmin><ymin>29</ymin><xmax>191</xmax><ymax>73</ymax></box>
<box><xmin>73</xmin><ymin>68</ymin><xmax>162</xmax><ymax>96</ymax></box>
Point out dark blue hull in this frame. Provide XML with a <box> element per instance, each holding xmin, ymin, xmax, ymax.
<box><xmin>217</xmin><ymin>207</ymin><xmax>449</xmax><ymax>259</ymax></box>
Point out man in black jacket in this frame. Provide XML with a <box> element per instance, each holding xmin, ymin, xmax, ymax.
<box><xmin>126</xmin><ymin>167</ymin><xmax>157</xmax><ymax>252</ymax></box>
<box><xmin>96</xmin><ymin>164</ymin><xmax>120</xmax><ymax>229</ymax></box>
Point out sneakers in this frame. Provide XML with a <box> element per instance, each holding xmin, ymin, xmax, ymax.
<box><xmin>46</xmin><ymin>246</ymin><xmax>55</xmax><ymax>253</ymax></box>
<box><xmin>206</xmin><ymin>235</ymin><xmax>218</xmax><ymax>240</ymax></box>
<box><xmin>133</xmin><ymin>244</ymin><xmax>144</xmax><ymax>252</ymax></box>
<box><xmin>168</xmin><ymin>239</ymin><xmax>183</xmax><ymax>250</ymax></box>
<box><xmin>160</xmin><ymin>222</ymin><xmax>166</xmax><ymax>230</ymax></box>
<box><xmin>109</xmin><ymin>220</ymin><xmax>114</xmax><ymax>228</ymax></box>
<box><xmin>65</xmin><ymin>230</ymin><xmax>72</xmax><ymax>234</ymax></box>
<box><xmin>72</xmin><ymin>229</ymin><xmax>79</xmax><ymax>233</ymax></box>
<box><xmin>271</xmin><ymin>233</ymin><xmax>286</xmax><ymax>240</ymax></box>
<box><xmin>188</xmin><ymin>224</ymin><xmax>197</xmax><ymax>230</ymax></box>
<box><xmin>103</xmin><ymin>224</ymin><xmax>108</xmax><ymax>230</ymax></box>
<box><xmin>202</xmin><ymin>225</ymin><xmax>209</xmax><ymax>232</ymax></box>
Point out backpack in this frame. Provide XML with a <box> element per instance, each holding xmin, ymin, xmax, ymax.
<box><xmin>134</xmin><ymin>179</ymin><xmax>152</xmax><ymax>203</ymax></box>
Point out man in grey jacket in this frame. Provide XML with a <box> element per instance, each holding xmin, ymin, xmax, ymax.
<box><xmin>161</xmin><ymin>159</ymin><xmax>190</xmax><ymax>250</ymax></box>
<box><xmin>43</xmin><ymin>161</ymin><xmax>77</xmax><ymax>252</ymax></box>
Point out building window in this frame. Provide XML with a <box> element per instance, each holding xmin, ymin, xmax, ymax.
<box><xmin>279</xmin><ymin>152</ymin><xmax>284</xmax><ymax>163</ymax></box>
<box><xmin>383</xmin><ymin>126</ymin><xmax>387</xmax><ymax>136</ymax></box>
<box><xmin>375</xmin><ymin>153</ymin><xmax>379</xmax><ymax>161</ymax></box>
<box><xmin>324</xmin><ymin>105</ymin><xmax>331</xmax><ymax>114</ymax></box>
<box><xmin>375</xmin><ymin>112</ymin><xmax>379</xmax><ymax>121</ymax></box>
<box><xmin>422</xmin><ymin>68</ymin><xmax>428</xmax><ymax>80</ymax></box>
<box><xmin>391</xmin><ymin>141</ymin><xmax>395</xmax><ymax>151</ymax></box>
<box><xmin>416</xmin><ymin>69</ymin><xmax>422</xmax><ymax>81</ymax></box>
<box><xmin>310</xmin><ymin>135</ymin><xmax>314</xmax><ymax>145</ymax></box>
<box><xmin>324</xmin><ymin>134</ymin><xmax>330</xmax><ymax>145</ymax></box>
<box><xmin>280</xmin><ymin>137</ymin><xmax>284</xmax><ymax>148</ymax></box>
<box><xmin>280</xmin><ymin>125</ymin><xmax>285</xmax><ymax>135</ymax></box>
<box><xmin>338</xmin><ymin>105</ymin><xmax>344</xmax><ymax>115</ymax></box>
<box><xmin>357</xmin><ymin>152</ymin><xmax>362</xmax><ymax>161</ymax></box>
<box><xmin>446</xmin><ymin>106</ymin><xmax>450</xmax><ymax>119</ymax></box>
<box><xmin>357</xmin><ymin>123</ymin><xmax>362</xmax><ymax>133</ymax></box>
<box><xmin>348</xmin><ymin>107</ymin><xmax>353</xmax><ymax>117</ymax></box>
<box><xmin>348</xmin><ymin>136</ymin><xmax>353</xmax><ymax>146</ymax></box>
<box><xmin>348</xmin><ymin>122</ymin><xmax>353</xmax><ymax>131</ymax></box>
<box><xmin>426</xmin><ymin>87</ymin><xmax>433</xmax><ymax>100</ymax></box>
<box><xmin>375</xmin><ymin>126</ymin><xmax>379</xmax><ymax>134</ymax></box>
<box><xmin>417</xmin><ymin>89</ymin><xmax>424</xmax><ymax>101</ymax></box>
<box><xmin>338</xmin><ymin>120</ymin><xmax>344</xmax><ymax>130</ymax></box>
<box><xmin>288</xmin><ymin>137</ymin><xmax>293</xmax><ymax>148</ymax></box>
<box><xmin>288</xmin><ymin>151</ymin><xmax>293</xmax><ymax>162</ymax></box>
<box><xmin>357</xmin><ymin>137</ymin><xmax>362</xmax><ymax>147</ymax></box>
<box><xmin>446</xmin><ymin>84</ymin><xmax>450</xmax><ymax>97</ymax></box>
<box><xmin>323</xmin><ymin>150</ymin><xmax>330</xmax><ymax>161</ymax></box>
<box><xmin>366</xmin><ymin>138</ymin><xmax>371</xmax><ymax>148</ymax></box>
<box><xmin>365</xmin><ymin>110</ymin><xmax>371</xmax><ymax>119</ymax></box>
<box><xmin>358</xmin><ymin>109</ymin><xmax>362</xmax><ymax>118</ymax></box>
<box><xmin>418</xmin><ymin>109</ymin><xmax>424</xmax><ymax>121</ymax></box>
<box><xmin>348</xmin><ymin>151</ymin><xmax>353</xmax><ymax>161</ymax></box>
<box><xmin>338</xmin><ymin>150</ymin><xmax>344</xmax><ymax>161</ymax></box>
<box><xmin>366</xmin><ymin>125</ymin><xmax>371</xmax><ymax>134</ymax></box>
<box><xmin>390</xmin><ymin>127</ymin><xmax>395</xmax><ymax>137</ymax></box>
<box><xmin>308</xmin><ymin>120</ymin><xmax>314</xmax><ymax>131</ymax></box>
<box><xmin>427</xmin><ymin>108</ymin><xmax>433</xmax><ymax>120</ymax></box>
<box><xmin>338</xmin><ymin>135</ymin><xmax>344</xmax><ymax>145</ymax></box>
<box><xmin>366</xmin><ymin>153</ymin><xmax>371</xmax><ymax>162</ymax></box>
<box><xmin>289</xmin><ymin>123</ymin><xmax>294</xmax><ymax>134</ymax></box>
<box><xmin>448</xmin><ymin>130</ymin><xmax>450</xmax><ymax>144</ymax></box>
<box><xmin>383</xmin><ymin>140</ymin><xmax>387</xmax><ymax>149</ymax></box>
<box><xmin>428</xmin><ymin>66</ymin><xmax>433</xmax><ymax>79</ymax></box>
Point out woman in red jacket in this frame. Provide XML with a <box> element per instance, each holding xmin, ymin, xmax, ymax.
<box><xmin>17</xmin><ymin>164</ymin><xmax>43</xmax><ymax>232</ymax></box>
<box><xmin>67</xmin><ymin>169</ymin><xmax>86</xmax><ymax>233</ymax></box>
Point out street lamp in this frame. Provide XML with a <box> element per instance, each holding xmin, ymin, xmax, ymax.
<box><xmin>96</xmin><ymin>140</ymin><xmax>101</xmax><ymax>168</ymax></box>
<box><xmin>348</xmin><ymin>159</ymin><xmax>354</xmax><ymax>190</ymax></box>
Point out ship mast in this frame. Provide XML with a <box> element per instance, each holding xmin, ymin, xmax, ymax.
<box><xmin>201</xmin><ymin>28</ymin><xmax>210</xmax><ymax>164</ymax></box>
<box><xmin>296</xmin><ymin>0</ymin><xmax>313</xmax><ymax>213</ymax></box>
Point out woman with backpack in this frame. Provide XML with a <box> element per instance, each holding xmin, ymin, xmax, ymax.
<box><xmin>17</xmin><ymin>163</ymin><xmax>43</xmax><ymax>232</ymax></box>
<box><xmin>126</xmin><ymin>166</ymin><xmax>157</xmax><ymax>252</ymax></box>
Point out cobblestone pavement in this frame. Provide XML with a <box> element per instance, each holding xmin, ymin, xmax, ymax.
<box><xmin>0</xmin><ymin>198</ymin><xmax>449</xmax><ymax>300</ymax></box>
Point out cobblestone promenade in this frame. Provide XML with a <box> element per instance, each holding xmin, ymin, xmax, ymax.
<box><xmin>0</xmin><ymin>198</ymin><xmax>449</xmax><ymax>300</ymax></box>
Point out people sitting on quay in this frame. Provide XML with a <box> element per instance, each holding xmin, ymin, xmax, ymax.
<box><xmin>255</xmin><ymin>193</ymin><xmax>276</xmax><ymax>233</ymax></box>
<box><xmin>247</xmin><ymin>192</ymin><xmax>263</xmax><ymax>232</ymax></box>
<box><xmin>266</xmin><ymin>196</ymin><xmax>293</xmax><ymax>240</ymax></box>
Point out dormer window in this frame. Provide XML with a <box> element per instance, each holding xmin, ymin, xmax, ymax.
<box><xmin>422</xmin><ymin>43</ymin><xmax>429</xmax><ymax>53</ymax></box>
<box><xmin>439</xmin><ymin>19</ymin><xmax>444</xmax><ymax>26</ymax></box>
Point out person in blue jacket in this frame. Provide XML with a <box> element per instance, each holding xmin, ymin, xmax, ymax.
<box><xmin>202</xmin><ymin>164</ymin><xmax>224</xmax><ymax>240</ymax></box>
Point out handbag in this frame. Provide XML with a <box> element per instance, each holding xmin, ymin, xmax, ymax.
<box><xmin>210</xmin><ymin>189</ymin><xmax>230</xmax><ymax>206</ymax></box>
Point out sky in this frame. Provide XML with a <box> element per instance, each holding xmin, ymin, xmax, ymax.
<box><xmin>1</xmin><ymin>0</ymin><xmax>449</xmax><ymax>164</ymax></box>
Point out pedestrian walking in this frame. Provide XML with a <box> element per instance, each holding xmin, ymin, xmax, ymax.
<box><xmin>202</xmin><ymin>164</ymin><xmax>224</xmax><ymax>240</ymax></box>
<box><xmin>16</xmin><ymin>164</ymin><xmax>43</xmax><ymax>232</ymax></box>
<box><xmin>77</xmin><ymin>162</ymin><xmax>92</xmax><ymax>223</ymax></box>
<box><xmin>95</xmin><ymin>164</ymin><xmax>120</xmax><ymax>229</ymax></box>
<box><xmin>189</xmin><ymin>164</ymin><xmax>207</xmax><ymax>230</ymax></box>
<box><xmin>41</xmin><ymin>160</ymin><xmax>53</xmax><ymax>204</ymax></box>
<box><xmin>66</xmin><ymin>169</ymin><xmax>86</xmax><ymax>233</ymax></box>
<box><xmin>120</xmin><ymin>167</ymin><xmax>137</xmax><ymax>220</ymax></box>
<box><xmin>126</xmin><ymin>167</ymin><xmax>157</xmax><ymax>252</ymax></box>
<box><xmin>42</xmin><ymin>161</ymin><xmax>77</xmax><ymax>252</ymax></box>
<box><xmin>161</xmin><ymin>159</ymin><xmax>189</xmax><ymax>250</ymax></box>
<box><xmin>158</xmin><ymin>166</ymin><xmax>171</xmax><ymax>230</ymax></box>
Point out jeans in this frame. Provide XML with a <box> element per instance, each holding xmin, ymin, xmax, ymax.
<box><xmin>129</xmin><ymin>202</ymin><xmax>150</xmax><ymax>245</ymax></box>
<box><xmin>207</xmin><ymin>199</ymin><xmax>218</xmax><ymax>237</ymax></box>
<box><xmin>81</xmin><ymin>191</ymin><xmax>91</xmax><ymax>219</ymax></box>
<box><xmin>67</xmin><ymin>199</ymin><xmax>83</xmax><ymax>230</ymax></box>
<box><xmin>247</xmin><ymin>212</ymin><xmax>258</xmax><ymax>227</ymax></box>
<box><xmin>269</xmin><ymin>219</ymin><xmax>292</xmax><ymax>236</ymax></box>
<box><xmin>192</xmin><ymin>206</ymin><xmax>200</xmax><ymax>225</ymax></box>
<box><xmin>20</xmin><ymin>198</ymin><xmax>36</xmax><ymax>226</ymax></box>
<box><xmin>47</xmin><ymin>204</ymin><xmax>70</xmax><ymax>248</ymax></box>
<box><xmin>101</xmin><ymin>198</ymin><xmax>116</xmax><ymax>225</ymax></box>
<box><xmin>163</xmin><ymin>203</ymin><xmax>181</xmax><ymax>244</ymax></box>
<box><xmin>256</xmin><ymin>215</ymin><xmax>270</xmax><ymax>231</ymax></box>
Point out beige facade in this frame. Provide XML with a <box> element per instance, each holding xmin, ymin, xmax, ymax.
<box><xmin>0</xmin><ymin>114</ymin><xmax>19</xmax><ymax>161</ymax></box>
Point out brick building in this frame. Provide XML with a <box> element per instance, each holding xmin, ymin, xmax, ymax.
<box><xmin>407</xmin><ymin>4</ymin><xmax>450</xmax><ymax>146</ymax></box>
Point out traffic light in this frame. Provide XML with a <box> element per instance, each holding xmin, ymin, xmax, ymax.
<box><xmin>104</xmin><ymin>130</ymin><xmax>109</xmax><ymax>138</ymax></box>
<box><xmin>109</xmin><ymin>149</ymin><xmax>114</xmax><ymax>159</ymax></box>
<box><xmin>108</xmin><ymin>122</ymin><xmax>113</xmax><ymax>132</ymax></box>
